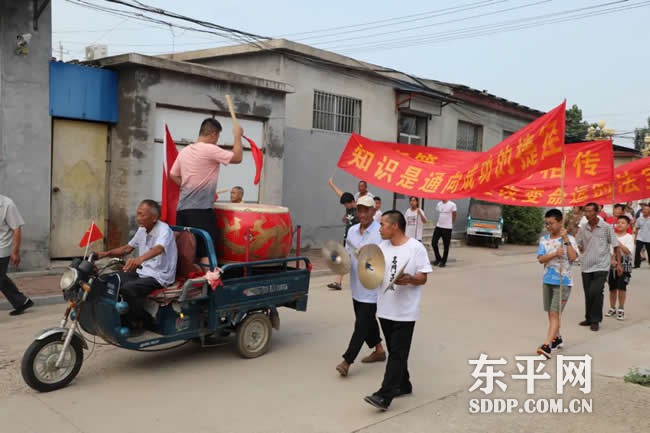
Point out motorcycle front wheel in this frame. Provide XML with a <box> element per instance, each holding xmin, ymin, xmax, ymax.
<box><xmin>21</xmin><ymin>333</ymin><xmax>84</xmax><ymax>392</ymax></box>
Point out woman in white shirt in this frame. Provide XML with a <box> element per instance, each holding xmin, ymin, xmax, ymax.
<box><xmin>404</xmin><ymin>197</ymin><xmax>427</xmax><ymax>241</ymax></box>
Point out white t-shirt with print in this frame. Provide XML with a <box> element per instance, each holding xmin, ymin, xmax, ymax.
<box><xmin>616</xmin><ymin>232</ymin><xmax>635</xmax><ymax>272</ymax></box>
<box><xmin>376</xmin><ymin>238</ymin><xmax>433</xmax><ymax>322</ymax></box>
<box><xmin>404</xmin><ymin>208</ymin><xmax>425</xmax><ymax>241</ymax></box>
<box><xmin>436</xmin><ymin>201</ymin><xmax>457</xmax><ymax>229</ymax></box>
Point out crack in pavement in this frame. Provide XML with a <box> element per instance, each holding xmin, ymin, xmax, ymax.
<box><xmin>32</xmin><ymin>393</ymin><xmax>86</xmax><ymax>433</ymax></box>
<box><xmin>350</xmin><ymin>388</ymin><xmax>465</xmax><ymax>433</ymax></box>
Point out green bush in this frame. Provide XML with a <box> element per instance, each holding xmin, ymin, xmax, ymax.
<box><xmin>503</xmin><ymin>206</ymin><xmax>544</xmax><ymax>245</ymax></box>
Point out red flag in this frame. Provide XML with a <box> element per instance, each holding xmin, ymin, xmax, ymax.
<box><xmin>79</xmin><ymin>222</ymin><xmax>103</xmax><ymax>247</ymax></box>
<box><xmin>244</xmin><ymin>135</ymin><xmax>263</xmax><ymax>185</ymax></box>
<box><xmin>161</xmin><ymin>124</ymin><xmax>180</xmax><ymax>225</ymax></box>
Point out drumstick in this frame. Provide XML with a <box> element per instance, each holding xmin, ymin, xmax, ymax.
<box><xmin>225</xmin><ymin>95</ymin><xmax>240</xmax><ymax>128</ymax></box>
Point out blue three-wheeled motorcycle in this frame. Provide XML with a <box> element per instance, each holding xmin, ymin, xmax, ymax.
<box><xmin>21</xmin><ymin>226</ymin><xmax>311</xmax><ymax>392</ymax></box>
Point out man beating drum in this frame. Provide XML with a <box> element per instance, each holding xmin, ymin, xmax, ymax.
<box><xmin>170</xmin><ymin>118</ymin><xmax>244</xmax><ymax>268</ymax></box>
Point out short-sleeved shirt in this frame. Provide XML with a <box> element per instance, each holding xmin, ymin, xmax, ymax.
<box><xmin>537</xmin><ymin>234</ymin><xmax>578</xmax><ymax>287</ymax></box>
<box><xmin>128</xmin><ymin>220</ymin><xmax>178</xmax><ymax>286</ymax></box>
<box><xmin>170</xmin><ymin>142</ymin><xmax>234</xmax><ymax>211</ymax></box>
<box><xmin>344</xmin><ymin>206</ymin><xmax>359</xmax><ymax>238</ymax></box>
<box><xmin>637</xmin><ymin>215</ymin><xmax>650</xmax><ymax>243</ymax></box>
<box><xmin>373</xmin><ymin>209</ymin><xmax>383</xmax><ymax>223</ymax></box>
<box><xmin>346</xmin><ymin>221</ymin><xmax>382</xmax><ymax>303</ymax></box>
<box><xmin>404</xmin><ymin>208</ymin><xmax>425</xmax><ymax>241</ymax></box>
<box><xmin>0</xmin><ymin>195</ymin><xmax>25</xmax><ymax>258</ymax></box>
<box><xmin>577</xmin><ymin>219</ymin><xmax>620</xmax><ymax>273</ymax></box>
<box><xmin>376</xmin><ymin>238</ymin><xmax>433</xmax><ymax>322</ymax></box>
<box><xmin>436</xmin><ymin>201</ymin><xmax>457</xmax><ymax>229</ymax></box>
<box><xmin>616</xmin><ymin>232</ymin><xmax>635</xmax><ymax>273</ymax></box>
<box><xmin>354</xmin><ymin>191</ymin><xmax>374</xmax><ymax>200</ymax></box>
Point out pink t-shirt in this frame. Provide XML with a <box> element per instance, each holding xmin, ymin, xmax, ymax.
<box><xmin>170</xmin><ymin>142</ymin><xmax>233</xmax><ymax>210</ymax></box>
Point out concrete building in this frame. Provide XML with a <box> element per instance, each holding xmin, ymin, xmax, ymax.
<box><xmin>80</xmin><ymin>53</ymin><xmax>293</xmax><ymax>249</ymax></box>
<box><xmin>162</xmin><ymin>39</ymin><xmax>544</xmax><ymax>244</ymax></box>
<box><xmin>0</xmin><ymin>1</ymin><xmax>52</xmax><ymax>268</ymax></box>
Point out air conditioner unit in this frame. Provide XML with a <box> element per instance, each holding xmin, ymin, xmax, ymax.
<box><xmin>85</xmin><ymin>44</ymin><xmax>108</xmax><ymax>60</ymax></box>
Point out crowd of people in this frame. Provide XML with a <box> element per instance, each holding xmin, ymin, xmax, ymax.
<box><xmin>325</xmin><ymin>179</ymin><xmax>650</xmax><ymax>410</ymax></box>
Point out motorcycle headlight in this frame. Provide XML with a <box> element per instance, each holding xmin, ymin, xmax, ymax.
<box><xmin>60</xmin><ymin>268</ymin><xmax>79</xmax><ymax>291</ymax></box>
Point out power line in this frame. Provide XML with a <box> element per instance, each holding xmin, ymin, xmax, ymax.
<box><xmin>280</xmin><ymin>0</ymin><xmax>505</xmax><ymax>38</ymax></box>
<box><xmin>325</xmin><ymin>1</ymin><xmax>647</xmax><ymax>52</ymax></box>
<box><xmin>300</xmin><ymin>0</ymin><xmax>551</xmax><ymax>45</ymax></box>
<box><xmin>64</xmin><ymin>0</ymin><xmax>264</xmax><ymax>46</ymax></box>
<box><xmin>323</xmin><ymin>0</ymin><xmax>631</xmax><ymax>51</ymax></box>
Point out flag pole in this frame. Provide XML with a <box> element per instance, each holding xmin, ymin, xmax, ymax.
<box><xmin>83</xmin><ymin>221</ymin><xmax>95</xmax><ymax>261</ymax></box>
<box><xmin>558</xmin><ymin>152</ymin><xmax>566</xmax><ymax>340</ymax></box>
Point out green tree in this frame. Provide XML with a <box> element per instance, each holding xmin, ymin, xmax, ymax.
<box><xmin>633</xmin><ymin>117</ymin><xmax>650</xmax><ymax>152</ymax></box>
<box><xmin>503</xmin><ymin>205</ymin><xmax>544</xmax><ymax>245</ymax></box>
<box><xmin>565</xmin><ymin>104</ymin><xmax>590</xmax><ymax>143</ymax></box>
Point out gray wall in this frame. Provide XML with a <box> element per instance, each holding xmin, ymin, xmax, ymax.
<box><xmin>0</xmin><ymin>2</ymin><xmax>52</xmax><ymax>268</ymax></box>
<box><xmin>191</xmin><ymin>50</ymin><xmax>538</xmax><ymax>244</ymax></box>
<box><xmin>107</xmin><ymin>65</ymin><xmax>287</xmax><ymax>247</ymax></box>
<box><xmin>193</xmin><ymin>53</ymin><xmax>399</xmax><ymax>140</ymax></box>
<box><xmin>283</xmin><ymin>128</ymin><xmax>396</xmax><ymax>248</ymax></box>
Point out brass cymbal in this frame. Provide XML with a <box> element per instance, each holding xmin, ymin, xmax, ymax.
<box><xmin>322</xmin><ymin>240</ymin><xmax>351</xmax><ymax>275</ymax></box>
<box><xmin>357</xmin><ymin>244</ymin><xmax>385</xmax><ymax>290</ymax></box>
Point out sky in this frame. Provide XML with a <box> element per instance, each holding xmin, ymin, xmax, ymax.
<box><xmin>52</xmin><ymin>0</ymin><xmax>650</xmax><ymax>148</ymax></box>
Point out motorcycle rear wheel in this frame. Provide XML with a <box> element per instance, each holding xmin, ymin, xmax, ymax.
<box><xmin>21</xmin><ymin>333</ymin><xmax>84</xmax><ymax>392</ymax></box>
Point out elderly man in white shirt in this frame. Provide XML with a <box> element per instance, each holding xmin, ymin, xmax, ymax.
<box><xmin>336</xmin><ymin>195</ymin><xmax>386</xmax><ymax>377</ymax></box>
<box><xmin>98</xmin><ymin>199</ymin><xmax>177</xmax><ymax>326</ymax></box>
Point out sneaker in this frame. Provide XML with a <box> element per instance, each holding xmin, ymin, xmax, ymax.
<box><xmin>617</xmin><ymin>309</ymin><xmax>625</xmax><ymax>321</ymax></box>
<box><xmin>605</xmin><ymin>308</ymin><xmax>617</xmax><ymax>317</ymax></box>
<box><xmin>537</xmin><ymin>344</ymin><xmax>552</xmax><ymax>359</ymax></box>
<box><xmin>551</xmin><ymin>336</ymin><xmax>563</xmax><ymax>350</ymax></box>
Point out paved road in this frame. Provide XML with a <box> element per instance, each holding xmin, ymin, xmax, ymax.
<box><xmin>1</xmin><ymin>245</ymin><xmax>649</xmax><ymax>433</ymax></box>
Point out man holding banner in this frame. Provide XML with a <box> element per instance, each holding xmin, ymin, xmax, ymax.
<box><xmin>170</xmin><ymin>118</ymin><xmax>243</xmax><ymax>267</ymax></box>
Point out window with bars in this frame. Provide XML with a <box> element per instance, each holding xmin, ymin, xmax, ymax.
<box><xmin>456</xmin><ymin>121</ymin><xmax>483</xmax><ymax>152</ymax></box>
<box><xmin>312</xmin><ymin>90</ymin><xmax>361</xmax><ymax>134</ymax></box>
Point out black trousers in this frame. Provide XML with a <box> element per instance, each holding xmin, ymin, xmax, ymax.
<box><xmin>0</xmin><ymin>256</ymin><xmax>28</xmax><ymax>309</ymax></box>
<box><xmin>342</xmin><ymin>299</ymin><xmax>382</xmax><ymax>364</ymax></box>
<box><xmin>118</xmin><ymin>272</ymin><xmax>162</xmax><ymax>322</ymax></box>
<box><xmin>432</xmin><ymin>227</ymin><xmax>452</xmax><ymax>264</ymax></box>
<box><xmin>634</xmin><ymin>240</ymin><xmax>650</xmax><ymax>268</ymax></box>
<box><xmin>376</xmin><ymin>319</ymin><xmax>415</xmax><ymax>404</ymax></box>
<box><xmin>176</xmin><ymin>208</ymin><xmax>219</xmax><ymax>259</ymax></box>
<box><xmin>582</xmin><ymin>271</ymin><xmax>608</xmax><ymax>324</ymax></box>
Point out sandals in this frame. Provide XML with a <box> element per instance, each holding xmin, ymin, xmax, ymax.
<box><xmin>327</xmin><ymin>282</ymin><xmax>342</xmax><ymax>290</ymax></box>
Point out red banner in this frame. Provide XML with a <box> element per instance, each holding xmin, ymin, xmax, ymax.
<box><xmin>338</xmin><ymin>101</ymin><xmax>566</xmax><ymax>199</ymax></box>
<box><xmin>613</xmin><ymin>157</ymin><xmax>650</xmax><ymax>203</ymax></box>
<box><xmin>476</xmin><ymin>140</ymin><xmax>614</xmax><ymax>206</ymax></box>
